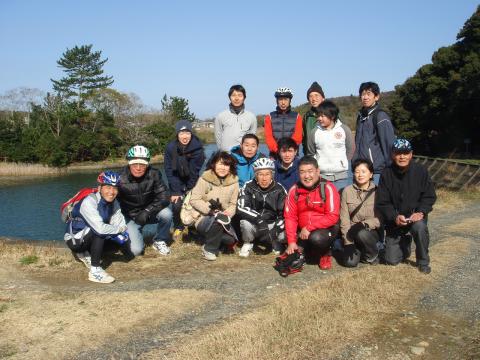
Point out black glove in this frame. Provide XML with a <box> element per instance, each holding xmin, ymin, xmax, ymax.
<box><xmin>343</xmin><ymin>244</ymin><xmax>359</xmax><ymax>267</ymax></box>
<box><xmin>135</xmin><ymin>209</ymin><xmax>150</xmax><ymax>226</ymax></box>
<box><xmin>208</xmin><ymin>198</ymin><xmax>223</xmax><ymax>212</ymax></box>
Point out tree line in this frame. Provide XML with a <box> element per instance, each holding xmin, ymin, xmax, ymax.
<box><xmin>0</xmin><ymin>45</ymin><xmax>195</xmax><ymax>166</ymax></box>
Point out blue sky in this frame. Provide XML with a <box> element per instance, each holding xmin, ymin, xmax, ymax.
<box><xmin>0</xmin><ymin>0</ymin><xmax>478</xmax><ymax>118</ymax></box>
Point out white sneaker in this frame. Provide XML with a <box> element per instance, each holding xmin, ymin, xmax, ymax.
<box><xmin>202</xmin><ymin>245</ymin><xmax>217</xmax><ymax>261</ymax></box>
<box><xmin>239</xmin><ymin>243</ymin><xmax>254</xmax><ymax>258</ymax></box>
<box><xmin>153</xmin><ymin>241</ymin><xmax>171</xmax><ymax>255</ymax></box>
<box><xmin>76</xmin><ymin>251</ymin><xmax>91</xmax><ymax>269</ymax></box>
<box><xmin>88</xmin><ymin>267</ymin><xmax>115</xmax><ymax>284</ymax></box>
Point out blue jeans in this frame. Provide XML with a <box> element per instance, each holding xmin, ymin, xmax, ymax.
<box><xmin>332</xmin><ymin>178</ymin><xmax>351</xmax><ymax>191</ymax></box>
<box><xmin>126</xmin><ymin>206</ymin><xmax>173</xmax><ymax>256</ymax></box>
<box><xmin>373</xmin><ymin>174</ymin><xmax>381</xmax><ymax>185</ymax></box>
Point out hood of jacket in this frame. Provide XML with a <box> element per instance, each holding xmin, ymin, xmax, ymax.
<box><xmin>230</xmin><ymin>145</ymin><xmax>261</xmax><ymax>165</ymax></box>
<box><xmin>201</xmin><ymin>169</ymin><xmax>238</xmax><ymax>187</ymax></box>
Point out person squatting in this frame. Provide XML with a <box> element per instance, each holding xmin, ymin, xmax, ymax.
<box><xmin>64</xmin><ymin>82</ymin><xmax>436</xmax><ymax>283</ymax></box>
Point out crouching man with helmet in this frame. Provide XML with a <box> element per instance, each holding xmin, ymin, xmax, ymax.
<box><xmin>64</xmin><ymin>171</ymin><xmax>128</xmax><ymax>284</ymax></box>
<box><xmin>117</xmin><ymin>145</ymin><xmax>173</xmax><ymax>256</ymax></box>
<box><xmin>237</xmin><ymin>157</ymin><xmax>287</xmax><ymax>257</ymax></box>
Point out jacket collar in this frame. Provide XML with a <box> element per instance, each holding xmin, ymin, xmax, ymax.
<box><xmin>202</xmin><ymin>169</ymin><xmax>238</xmax><ymax>186</ymax></box>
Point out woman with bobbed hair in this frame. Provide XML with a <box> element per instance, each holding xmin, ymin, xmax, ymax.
<box><xmin>185</xmin><ymin>151</ymin><xmax>239</xmax><ymax>260</ymax></box>
<box><xmin>340</xmin><ymin>158</ymin><xmax>381</xmax><ymax>267</ymax></box>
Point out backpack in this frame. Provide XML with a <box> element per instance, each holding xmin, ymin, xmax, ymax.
<box><xmin>60</xmin><ymin>188</ymin><xmax>97</xmax><ymax>222</ymax></box>
<box><xmin>358</xmin><ymin>106</ymin><xmax>394</xmax><ymax>146</ymax></box>
<box><xmin>274</xmin><ymin>250</ymin><xmax>306</xmax><ymax>277</ymax></box>
<box><xmin>293</xmin><ymin>181</ymin><xmax>326</xmax><ymax>203</ymax></box>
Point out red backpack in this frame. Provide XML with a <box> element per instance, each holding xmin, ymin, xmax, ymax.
<box><xmin>60</xmin><ymin>188</ymin><xmax>97</xmax><ymax>222</ymax></box>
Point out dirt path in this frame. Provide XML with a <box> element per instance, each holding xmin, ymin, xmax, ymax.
<box><xmin>1</xmin><ymin>199</ymin><xmax>479</xmax><ymax>359</ymax></box>
<box><xmin>335</xmin><ymin>202</ymin><xmax>480</xmax><ymax>360</ymax></box>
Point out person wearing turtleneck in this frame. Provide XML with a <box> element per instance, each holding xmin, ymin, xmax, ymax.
<box><xmin>214</xmin><ymin>84</ymin><xmax>257</xmax><ymax>152</ymax></box>
<box><xmin>351</xmin><ymin>81</ymin><xmax>396</xmax><ymax>184</ymax></box>
<box><xmin>263</xmin><ymin>87</ymin><xmax>302</xmax><ymax>158</ymax></box>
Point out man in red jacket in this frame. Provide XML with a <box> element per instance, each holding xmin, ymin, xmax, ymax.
<box><xmin>284</xmin><ymin>156</ymin><xmax>340</xmax><ymax>269</ymax></box>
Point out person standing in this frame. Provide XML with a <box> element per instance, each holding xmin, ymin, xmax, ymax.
<box><xmin>215</xmin><ymin>84</ymin><xmax>257</xmax><ymax>152</ymax></box>
<box><xmin>164</xmin><ymin>120</ymin><xmax>205</xmax><ymax>242</ymax></box>
<box><xmin>263</xmin><ymin>87</ymin><xmax>302</xmax><ymax>158</ymax></box>
<box><xmin>307</xmin><ymin>100</ymin><xmax>355</xmax><ymax>191</ymax></box>
<box><xmin>351</xmin><ymin>81</ymin><xmax>396</xmax><ymax>184</ymax></box>
<box><xmin>117</xmin><ymin>145</ymin><xmax>173</xmax><ymax>256</ymax></box>
<box><xmin>302</xmin><ymin>82</ymin><xmax>325</xmax><ymax>156</ymax></box>
<box><xmin>375</xmin><ymin>138</ymin><xmax>436</xmax><ymax>274</ymax></box>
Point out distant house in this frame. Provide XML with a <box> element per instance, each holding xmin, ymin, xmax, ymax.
<box><xmin>192</xmin><ymin>120</ymin><xmax>214</xmax><ymax>129</ymax></box>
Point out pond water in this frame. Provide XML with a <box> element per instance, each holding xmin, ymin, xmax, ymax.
<box><xmin>0</xmin><ymin>143</ymin><xmax>269</xmax><ymax>241</ymax></box>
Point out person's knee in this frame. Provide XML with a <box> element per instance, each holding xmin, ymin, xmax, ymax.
<box><xmin>157</xmin><ymin>206</ymin><xmax>173</xmax><ymax>222</ymax></box>
<box><xmin>410</xmin><ymin>220</ymin><xmax>427</xmax><ymax>235</ymax></box>
<box><xmin>308</xmin><ymin>229</ymin><xmax>332</xmax><ymax>249</ymax></box>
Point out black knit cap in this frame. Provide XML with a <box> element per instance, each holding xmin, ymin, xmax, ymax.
<box><xmin>306</xmin><ymin>82</ymin><xmax>325</xmax><ymax>100</ymax></box>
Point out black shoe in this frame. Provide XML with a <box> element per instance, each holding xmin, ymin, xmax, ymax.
<box><xmin>418</xmin><ymin>265</ymin><xmax>431</xmax><ymax>274</ymax></box>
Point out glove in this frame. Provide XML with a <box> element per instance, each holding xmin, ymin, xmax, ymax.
<box><xmin>208</xmin><ymin>198</ymin><xmax>223</xmax><ymax>212</ymax></box>
<box><xmin>135</xmin><ymin>209</ymin><xmax>150</xmax><ymax>226</ymax></box>
<box><xmin>343</xmin><ymin>244</ymin><xmax>359</xmax><ymax>267</ymax></box>
<box><xmin>256</xmin><ymin>219</ymin><xmax>269</xmax><ymax>233</ymax></box>
<box><xmin>275</xmin><ymin>219</ymin><xmax>285</xmax><ymax>231</ymax></box>
<box><xmin>111</xmin><ymin>231</ymin><xmax>129</xmax><ymax>245</ymax></box>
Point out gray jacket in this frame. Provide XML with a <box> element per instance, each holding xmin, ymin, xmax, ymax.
<box><xmin>215</xmin><ymin>108</ymin><xmax>257</xmax><ymax>151</ymax></box>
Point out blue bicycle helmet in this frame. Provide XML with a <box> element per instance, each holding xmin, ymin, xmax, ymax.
<box><xmin>97</xmin><ymin>171</ymin><xmax>121</xmax><ymax>186</ymax></box>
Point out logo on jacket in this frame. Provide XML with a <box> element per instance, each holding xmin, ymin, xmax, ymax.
<box><xmin>334</xmin><ymin>131</ymin><xmax>343</xmax><ymax>139</ymax></box>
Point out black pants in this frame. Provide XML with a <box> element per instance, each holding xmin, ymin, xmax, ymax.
<box><xmin>66</xmin><ymin>232</ymin><xmax>104</xmax><ymax>267</ymax></box>
<box><xmin>199</xmin><ymin>222</ymin><xmax>236</xmax><ymax>254</ymax></box>
<box><xmin>344</xmin><ymin>223</ymin><xmax>380</xmax><ymax>267</ymax></box>
<box><xmin>385</xmin><ymin>219</ymin><xmax>430</xmax><ymax>266</ymax></box>
<box><xmin>298</xmin><ymin>224</ymin><xmax>339</xmax><ymax>256</ymax></box>
<box><xmin>172</xmin><ymin>198</ymin><xmax>184</xmax><ymax>230</ymax></box>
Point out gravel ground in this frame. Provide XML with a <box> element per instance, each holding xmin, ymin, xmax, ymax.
<box><xmin>334</xmin><ymin>200</ymin><xmax>480</xmax><ymax>360</ymax></box>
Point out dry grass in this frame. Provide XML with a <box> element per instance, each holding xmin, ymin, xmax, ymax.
<box><xmin>0</xmin><ymin>288</ymin><xmax>215</xmax><ymax>360</ymax></box>
<box><xmin>151</xmin><ymin>237</ymin><xmax>471</xmax><ymax>360</ymax></box>
<box><xmin>432</xmin><ymin>187</ymin><xmax>480</xmax><ymax>214</ymax></box>
<box><xmin>0</xmin><ymin>242</ymin><xmax>74</xmax><ymax>269</ymax></box>
<box><xmin>0</xmin><ymin>155</ymin><xmax>163</xmax><ymax>177</ymax></box>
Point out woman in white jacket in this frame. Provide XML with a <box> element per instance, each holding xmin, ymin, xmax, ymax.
<box><xmin>307</xmin><ymin>100</ymin><xmax>355</xmax><ymax>190</ymax></box>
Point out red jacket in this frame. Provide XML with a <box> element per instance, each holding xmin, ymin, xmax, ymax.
<box><xmin>284</xmin><ymin>181</ymin><xmax>340</xmax><ymax>244</ymax></box>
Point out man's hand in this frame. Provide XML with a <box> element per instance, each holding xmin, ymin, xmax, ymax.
<box><xmin>135</xmin><ymin>209</ymin><xmax>150</xmax><ymax>226</ymax></box>
<box><xmin>395</xmin><ymin>215</ymin><xmax>409</xmax><ymax>227</ymax></box>
<box><xmin>171</xmin><ymin>195</ymin><xmax>181</xmax><ymax>203</ymax></box>
<box><xmin>409</xmin><ymin>212</ymin><xmax>424</xmax><ymax>222</ymax></box>
<box><xmin>299</xmin><ymin>227</ymin><xmax>311</xmax><ymax>240</ymax></box>
<box><xmin>286</xmin><ymin>242</ymin><xmax>298</xmax><ymax>255</ymax></box>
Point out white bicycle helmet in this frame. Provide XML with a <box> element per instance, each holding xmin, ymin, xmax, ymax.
<box><xmin>253</xmin><ymin>157</ymin><xmax>275</xmax><ymax>172</ymax></box>
<box><xmin>274</xmin><ymin>87</ymin><xmax>293</xmax><ymax>99</ymax></box>
<box><xmin>126</xmin><ymin>145</ymin><xmax>151</xmax><ymax>165</ymax></box>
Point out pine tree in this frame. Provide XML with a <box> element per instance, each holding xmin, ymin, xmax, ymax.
<box><xmin>51</xmin><ymin>45</ymin><xmax>114</xmax><ymax>107</ymax></box>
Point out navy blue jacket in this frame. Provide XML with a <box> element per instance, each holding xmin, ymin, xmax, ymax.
<box><xmin>352</xmin><ymin>103</ymin><xmax>396</xmax><ymax>174</ymax></box>
<box><xmin>274</xmin><ymin>157</ymin><xmax>299</xmax><ymax>191</ymax></box>
<box><xmin>164</xmin><ymin>135</ymin><xmax>205</xmax><ymax>196</ymax></box>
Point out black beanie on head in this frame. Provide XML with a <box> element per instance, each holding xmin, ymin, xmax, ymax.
<box><xmin>306</xmin><ymin>82</ymin><xmax>325</xmax><ymax>100</ymax></box>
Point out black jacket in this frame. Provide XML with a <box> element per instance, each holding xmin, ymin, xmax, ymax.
<box><xmin>117</xmin><ymin>166</ymin><xmax>170</xmax><ymax>219</ymax></box>
<box><xmin>375</xmin><ymin>161</ymin><xmax>436</xmax><ymax>226</ymax></box>
<box><xmin>164</xmin><ymin>135</ymin><xmax>205</xmax><ymax>195</ymax></box>
<box><xmin>237</xmin><ymin>179</ymin><xmax>287</xmax><ymax>224</ymax></box>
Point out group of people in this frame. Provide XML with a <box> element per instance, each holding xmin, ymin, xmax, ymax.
<box><xmin>64</xmin><ymin>81</ymin><xmax>437</xmax><ymax>284</ymax></box>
